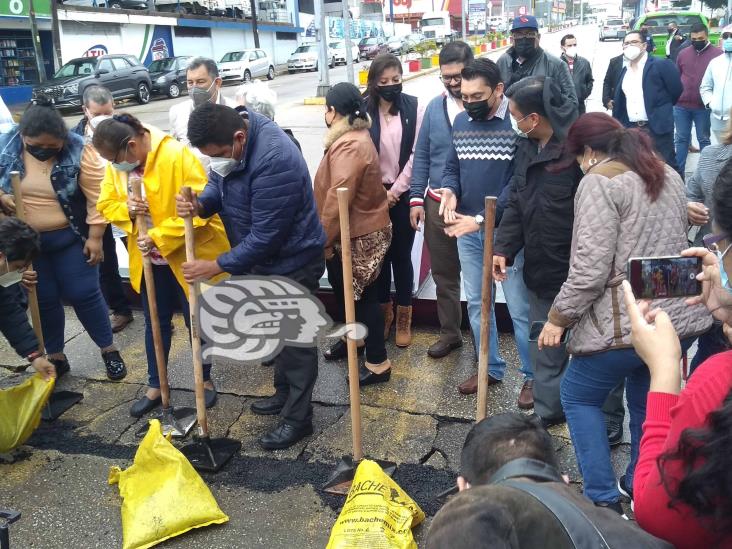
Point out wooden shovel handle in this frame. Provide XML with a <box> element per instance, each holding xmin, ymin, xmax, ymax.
<box><xmin>476</xmin><ymin>196</ymin><xmax>497</xmax><ymax>422</ymax></box>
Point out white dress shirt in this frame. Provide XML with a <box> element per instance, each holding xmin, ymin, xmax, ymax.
<box><xmin>622</xmin><ymin>52</ymin><xmax>649</xmax><ymax>122</ymax></box>
<box><xmin>446</xmin><ymin>92</ymin><xmax>463</xmax><ymax>125</ymax></box>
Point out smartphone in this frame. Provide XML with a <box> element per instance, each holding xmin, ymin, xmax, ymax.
<box><xmin>528</xmin><ymin>321</ymin><xmax>568</xmax><ymax>343</ymax></box>
<box><xmin>627</xmin><ymin>255</ymin><xmax>702</xmax><ymax>300</ymax></box>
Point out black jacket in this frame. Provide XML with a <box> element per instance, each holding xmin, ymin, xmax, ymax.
<box><xmin>561</xmin><ymin>54</ymin><xmax>593</xmax><ymax>110</ymax></box>
<box><xmin>0</xmin><ymin>284</ymin><xmax>38</xmax><ymax>360</ymax></box>
<box><xmin>603</xmin><ymin>54</ymin><xmax>624</xmax><ymax>109</ymax></box>
<box><xmin>667</xmin><ymin>32</ymin><xmax>690</xmax><ymax>62</ymax></box>
<box><xmin>494</xmin><ymin>135</ymin><xmax>582</xmax><ymax>299</ymax></box>
<box><xmin>366</xmin><ymin>92</ymin><xmax>419</xmax><ymax>177</ymax></box>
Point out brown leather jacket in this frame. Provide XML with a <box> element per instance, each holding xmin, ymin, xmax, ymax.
<box><xmin>314</xmin><ymin>116</ymin><xmax>390</xmax><ymax>251</ymax></box>
<box><xmin>548</xmin><ymin>160</ymin><xmax>711</xmax><ymax>355</ymax></box>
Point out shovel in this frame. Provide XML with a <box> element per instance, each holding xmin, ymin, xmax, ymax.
<box><xmin>476</xmin><ymin>196</ymin><xmax>497</xmax><ymax>422</ymax></box>
<box><xmin>0</xmin><ymin>509</ymin><xmax>20</xmax><ymax>549</ymax></box>
<box><xmin>10</xmin><ymin>172</ymin><xmax>83</xmax><ymax>421</ymax></box>
<box><xmin>129</xmin><ymin>176</ymin><xmax>196</xmax><ymax>439</ymax></box>
<box><xmin>178</xmin><ymin>186</ymin><xmax>241</xmax><ymax>472</ymax></box>
<box><xmin>322</xmin><ymin>188</ymin><xmax>396</xmax><ymax>495</ymax></box>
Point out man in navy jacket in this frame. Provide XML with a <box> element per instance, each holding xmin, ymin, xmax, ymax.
<box><xmin>612</xmin><ymin>31</ymin><xmax>683</xmax><ymax>171</ymax></box>
<box><xmin>181</xmin><ymin>103</ymin><xmax>326</xmax><ymax>450</ymax></box>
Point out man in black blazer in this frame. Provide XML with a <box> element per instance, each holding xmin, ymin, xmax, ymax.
<box><xmin>602</xmin><ymin>53</ymin><xmax>624</xmax><ymax>110</ymax></box>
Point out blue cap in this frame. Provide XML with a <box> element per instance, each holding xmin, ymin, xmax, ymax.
<box><xmin>511</xmin><ymin>15</ymin><xmax>539</xmax><ymax>31</ymax></box>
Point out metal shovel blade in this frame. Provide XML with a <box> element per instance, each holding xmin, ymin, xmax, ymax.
<box><xmin>180</xmin><ymin>436</ymin><xmax>241</xmax><ymax>473</ymax></box>
<box><xmin>135</xmin><ymin>406</ymin><xmax>198</xmax><ymax>439</ymax></box>
<box><xmin>41</xmin><ymin>391</ymin><xmax>84</xmax><ymax>422</ymax></box>
<box><xmin>322</xmin><ymin>455</ymin><xmax>398</xmax><ymax>496</ymax></box>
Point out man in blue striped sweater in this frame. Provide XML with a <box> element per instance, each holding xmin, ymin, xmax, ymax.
<box><xmin>440</xmin><ymin>59</ymin><xmax>533</xmax><ymax>402</ymax></box>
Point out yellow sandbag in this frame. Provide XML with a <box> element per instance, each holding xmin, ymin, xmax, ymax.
<box><xmin>326</xmin><ymin>459</ymin><xmax>425</xmax><ymax>549</ymax></box>
<box><xmin>0</xmin><ymin>373</ymin><xmax>54</xmax><ymax>453</ymax></box>
<box><xmin>108</xmin><ymin>419</ymin><xmax>229</xmax><ymax>549</ymax></box>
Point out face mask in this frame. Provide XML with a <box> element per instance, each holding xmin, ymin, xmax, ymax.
<box><xmin>692</xmin><ymin>40</ymin><xmax>708</xmax><ymax>52</ymax></box>
<box><xmin>723</xmin><ymin>38</ymin><xmax>732</xmax><ymax>52</ymax></box>
<box><xmin>190</xmin><ymin>80</ymin><xmax>217</xmax><ymax>107</ymax></box>
<box><xmin>715</xmin><ymin>244</ymin><xmax>732</xmax><ymax>295</ymax></box>
<box><xmin>623</xmin><ymin>45</ymin><xmax>643</xmax><ymax>61</ymax></box>
<box><xmin>513</xmin><ymin>37</ymin><xmax>537</xmax><ymax>59</ymax></box>
<box><xmin>564</xmin><ymin>46</ymin><xmax>577</xmax><ymax>58</ymax></box>
<box><xmin>514</xmin><ymin>113</ymin><xmax>536</xmax><ymax>138</ymax></box>
<box><xmin>210</xmin><ymin>138</ymin><xmax>241</xmax><ymax>178</ymax></box>
<box><xmin>464</xmin><ymin>90</ymin><xmax>495</xmax><ymax>121</ymax></box>
<box><xmin>112</xmin><ymin>160</ymin><xmax>140</xmax><ymax>173</ymax></box>
<box><xmin>324</xmin><ymin>110</ymin><xmax>335</xmax><ymax>128</ymax></box>
<box><xmin>668</xmin><ymin>28</ymin><xmax>675</xmax><ymax>35</ymax></box>
<box><xmin>25</xmin><ymin>143</ymin><xmax>60</xmax><ymax>162</ymax></box>
<box><xmin>0</xmin><ymin>257</ymin><xmax>22</xmax><ymax>288</ymax></box>
<box><xmin>377</xmin><ymin>83</ymin><xmax>402</xmax><ymax>103</ymax></box>
<box><xmin>89</xmin><ymin>114</ymin><xmax>112</xmax><ymax>131</ymax></box>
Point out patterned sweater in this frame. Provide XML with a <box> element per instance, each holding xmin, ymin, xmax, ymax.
<box><xmin>442</xmin><ymin>96</ymin><xmax>517</xmax><ymax>218</ymax></box>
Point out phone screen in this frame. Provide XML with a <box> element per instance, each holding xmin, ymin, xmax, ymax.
<box><xmin>627</xmin><ymin>256</ymin><xmax>702</xmax><ymax>300</ymax></box>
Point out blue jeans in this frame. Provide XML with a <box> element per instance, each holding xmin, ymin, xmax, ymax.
<box><xmin>140</xmin><ymin>263</ymin><xmax>211</xmax><ymax>388</ymax></box>
<box><xmin>674</xmin><ymin>106</ymin><xmax>712</xmax><ymax>174</ymax></box>
<box><xmin>457</xmin><ymin>229</ymin><xmax>532</xmax><ymax>379</ymax></box>
<box><xmin>35</xmin><ymin>227</ymin><xmax>113</xmax><ymax>354</ymax></box>
<box><xmin>500</xmin><ymin>249</ymin><xmax>532</xmax><ymax>379</ymax></box>
<box><xmin>560</xmin><ymin>339</ymin><xmax>694</xmax><ymax>504</ymax></box>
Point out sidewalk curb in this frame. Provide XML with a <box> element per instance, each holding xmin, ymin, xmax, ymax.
<box><xmin>302</xmin><ymin>45</ymin><xmax>510</xmax><ymax>105</ymax></box>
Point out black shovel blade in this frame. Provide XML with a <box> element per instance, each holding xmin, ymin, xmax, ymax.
<box><xmin>322</xmin><ymin>456</ymin><xmax>398</xmax><ymax>495</ymax></box>
<box><xmin>135</xmin><ymin>406</ymin><xmax>197</xmax><ymax>439</ymax></box>
<box><xmin>41</xmin><ymin>391</ymin><xmax>83</xmax><ymax>421</ymax></box>
<box><xmin>180</xmin><ymin>436</ymin><xmax>241</xmax><ymax>473</ymax></box>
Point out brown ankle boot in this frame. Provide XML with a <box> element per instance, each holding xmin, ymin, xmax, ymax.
<box><xmin>395</xmin><ymin>305</ymin><xmax>412</xmax><ymax>347</ymax></box>
<box><xmin>382</xmin><ymin>302</ymin><xmax>394</xmax><ymax>340</ymax></box>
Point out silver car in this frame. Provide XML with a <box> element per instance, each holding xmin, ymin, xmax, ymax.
<box><xmin>600</xmin><ymin>18</ymin><xmax>627</xmax><ymax>41</ymax></box>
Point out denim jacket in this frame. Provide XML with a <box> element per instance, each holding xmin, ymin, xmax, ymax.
<box><xmin>0</xmin><ymin>126</ymin><xmax>90</xmax><ymax>240</ymax></box>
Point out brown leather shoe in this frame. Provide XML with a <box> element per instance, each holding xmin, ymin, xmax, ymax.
<box><xmin>458</xmin><ymin>373</ymin><xmax>502</xmax><ymax>395</ymax></box>
<box><xmin>395</xmin><ymin>305</ymin><xmax>412</xmax><ymax>347</ymax></box>
<box><xmin>428</xmin><ymin>338</ymin><xmax>463</xmax><ymax>358</ymax></box>
<box><xmin>381</xmin><ymin>302</ymin><xmax>394</xmax><ymax>340</ymax></box>
<box><xmin>517</xmin><ymin>379</ymin><xmax>534</xmax><ymax>410</ymax></box>
<box><xmin>110</xmin><ymin>313</ymin><xmax>133</xmax><ymax>333</ymax></box>
<box><xmin>688</xmin><ymin>145</ymin><xmax>700</xmax><ymax>153</ymax></box>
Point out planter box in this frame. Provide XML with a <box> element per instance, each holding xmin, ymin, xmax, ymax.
<box><xmin>480</xmin><ymin>43</ymin><xmax>487</xmax><ymax>52</ymax></box>
<box><xmin>491</xmin><ymin>41</ymin><xmax>497</xmax><ymax>49</ymax></box>
<box><xmin>420</xmin><ymin>57</ymin><xmax>432</xmax><ymax>70</ymax></box>
<box><xmin>358</xmin><ymin>70</ymin><xmax>368</xmax><ymax>86</ymax></box>
<box><xmin>408</xmin><ymin>59</ymin><xmax>420</xmax><ymax>72</ymax></box>
<box><xmin>431</xmin><ymin>54</ymin><xmax>439</xmax><ymax>67</ymax></box>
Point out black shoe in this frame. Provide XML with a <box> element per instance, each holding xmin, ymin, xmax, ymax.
<box><xmin>531</xmin><ymin>413</ymin><xmax>566</xmax><ymax>429</ymax></box>
<box><xmin>607</xmin><ymin>421</ymin><xmax>624</xmax><ymax>447</ymax></box>
<box><xmin>347</xmin><ymin>363</ymin><xmax>391</xmax><ymax>387</ymax></box>
<box><xmin>251</xmin><ymin>392</ymin><xmax>288</xmax><ymax>415</ymax></box>
<box><xmin>205</xmin><ymin>383</ymin><xmax>218</xmax><ymax>409</ymax></box>
<box><xmin>595</xmin><ymin>500</ymin><xmax>628</xmax><ymax>519</ymax></box>
<box><xmin>323</xmin><ymin>339</ymin><xmax>365</xmax><ymax>361</ymax></box>
<box><xmin>617</xmin><ymin>475</ymin><xmax>633</xmax><ymax>501</ymax></box>
<box><xmin>130</xmin><ymin>395</ymin><xmax>162</xmax><ymax>417</ymax></box>
<box><xmin>49</xmin><ymin>356</ymin><xmax>71</xmax><ymax>380</ymax></box>
<box><xmin>102</xmin><ymin>350</ymin><xmax>127</xmax><ymax>381</ymax></box>
<box><xmin>259</xmin><ymin>422</ymin><xmax>313</xmax><ymax>450</ymax></box>
<box><xmin>427</xmin><ymin>339</ymin><xmax>462</xmax><ymax>359</ymax></box>
<box><xmin>261</xmin><ymin>359</ymin><xmax>275</xmax><ymax>366</ymax></box>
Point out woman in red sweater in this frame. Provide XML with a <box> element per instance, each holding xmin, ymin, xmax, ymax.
<box><xmin>622</xmin><ymin>158</ymin><xmax>732</xmax><ymax>549</ymax></box>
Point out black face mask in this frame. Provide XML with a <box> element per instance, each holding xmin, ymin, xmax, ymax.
<box><xmin>25</xmin><ymin>143</ymin><xmax>60</xmax><ymax>162</ymax></box>
<box><xmin>377</xmin><ymin>83</ymin><xmax>402</xmax><ymax>103</ymax></box>
<box><xmin>513</xmin><ymin>37</ymin><xmax>537</xmax><ymax>59</ymax></box>
<box><xmin>692</xmin><ymin>40</ymin><xmax>708</xmax><ymax>51</ymax></box>
<box><xmin>464</xmin><ymin>99</ymin><xmax>491</xmax><ymax>121</ymax></box>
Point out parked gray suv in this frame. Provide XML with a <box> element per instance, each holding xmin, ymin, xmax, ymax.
<box><xmin>32</xmin><ymin>54</ymin><xmax>152</xmax><ymax>110</ymax></box>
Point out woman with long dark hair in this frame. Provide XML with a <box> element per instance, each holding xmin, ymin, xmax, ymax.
<box><xmin>365</xmin><ymin>53</ymin><xmax>423</xmax><ymax>347</ymax></box>
<box><xmin>624</xmin><ymin>157</ymin><xmax>732</xmax><ymax>548</ymax></box>
<box><xmin>0</xmin><ymin>98</ymin><xmax>127</xmax><ymax>380</ymax></box>
<box><xmin>540</xmin><ymin>112</ymin><xmax>711</xmax><ymax>513</ymax></box>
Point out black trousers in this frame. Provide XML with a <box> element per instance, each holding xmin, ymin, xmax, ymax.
<box><xmin>269</xmin><ymin>254</ymin><xmax>325</xmax><ymax>428</ymax></box>
<box><xmin>646</xmin><ymin>128</ymin><xmax>679</xmax><ymax>174</ymax></box>
<box><xmin>377</xmin><ymin>192</ymin><xmax>415</xmax><ymax>306</ymax></box>
<box><xmin>327</xmin><ymin>255</ymin><xmax>387</xmax><ymax>364</ymax></box>
<box><xmin>99</xmin><ymin>225</ymin><xmax>132</xmax><ymax>316</ymax></box>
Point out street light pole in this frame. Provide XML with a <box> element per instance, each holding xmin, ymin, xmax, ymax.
<box><xmin>579</xmin><ymin>0</ymin><xmax>583</xmax><ymax>24</ymax></box>
<box><xmin>461</xmin><ymin>0</ymin><xmax>467</xmax><ymax>38</ymax></box>
<box><xmin>342</xmin><ymin>0</ymin><xmax>355</xmax><ymax>84</ymax></box>
<box><xmin>315</xmin><ymin>0</ymin><xmax>330</xmax><ymax>96</ymax></box>
<box><xmin>28</xmin><ymin>0</ymin><xmax>46</xmax><ymax>83</ymax></box>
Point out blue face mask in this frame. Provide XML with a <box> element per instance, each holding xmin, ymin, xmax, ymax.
<box><xmin>715</xmin><ymin>244</ymin><xmax>732</xmax><ymax>294</ymax></box>
<box><xmin>112</xmin><ymin>160</ymin><xmax>140</xmax><ymax>173</ymax></box>
<box><xmin>724</xmin><ymin>38</ymin><xmax>732</xmax><ymax>53</ymax></box>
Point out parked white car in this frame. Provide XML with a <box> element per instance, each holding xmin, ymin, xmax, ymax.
<box><xmin>329</xmin><ymin>40</ymin><xmax>359</xmax><ymax>66</ymax></box>
<box><xmin>288</xmin><ymin>44</ymin><xmax>335</xmax><ymax>72</ymax></box>
<box><xmin>218</xmin><ymin>49</ymin><xmax>275</xmax><ymax>82</ymax></box>
<box><xmin>600</xmin><ymin>18</ymin><xmax>627</xmax><ymax>41</ymax></box>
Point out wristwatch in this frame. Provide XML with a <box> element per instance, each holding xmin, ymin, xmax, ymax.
<box><xmin>474</xmin><ymin>214</ymin><xmax>485</xmax><ymax>226</ymax></box>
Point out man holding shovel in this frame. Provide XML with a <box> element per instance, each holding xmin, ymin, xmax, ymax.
<box><xmin>179</xmin><ymin>103</ymin><xmax>326</xmax><ymax>450</ymax></box>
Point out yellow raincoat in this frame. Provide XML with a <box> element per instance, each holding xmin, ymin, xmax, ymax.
<box><xmin>97</xmin><ymin>126</ymin><xmax>230</xmax><ymax>295</ymax></box>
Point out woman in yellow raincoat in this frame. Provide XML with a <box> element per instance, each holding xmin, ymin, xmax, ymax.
<box><xmin>94</xmin><ymin>113</ymin><xmax>229</xmax><ymax>418</ymax></box>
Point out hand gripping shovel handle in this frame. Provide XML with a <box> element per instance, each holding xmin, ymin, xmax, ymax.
<box><xmin>476</xmin><ymin>196</ymin><xmax>497</xmax><ymax>422</ymax></box>
<box><xmin>180</xmin><ymin>186</ymin><xmax>209</xmax><ymax>438</ymax></box>
<box><xmin>336</xmin><ymin>188</ymin><xmax>363</xmax><ymax>462</ymax></box>
<box><xmin>9</xmin><ymin>172</ymin><xmax>44</xmax><ymax>353</ymax></box>
<box><xmin>129</xmin><ymin>177</ymin><xmax>171</xmax><ymax>409</ymax></box>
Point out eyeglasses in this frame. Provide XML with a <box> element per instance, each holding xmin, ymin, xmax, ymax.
<box><xmin>723</xmin><ymin>33</ymin><xmax>732</xmax><ymax>39</ymax></box>
<box><xmin>440</xmin><ymin>73</ymin><xmax>462</xmax><ymax>84</ymax></box>
<box><xmin>703</xmin><ymin>232</ymin><xmax>730</xmax><ymax>253</ymax></box>
<box><xmin>513</xmin><ymin>31</ymin><xmax>538</xmax><ymax>39</ymax></box>
<box><xmin>623</xmin><ymin>40</ymin><xmax>643</xmax><ymax>46</ymax></box>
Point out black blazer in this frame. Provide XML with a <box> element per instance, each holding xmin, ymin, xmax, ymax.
<box><xmin>602</xmin><ymin>54</ymin><xmax>624</xmax><ymax>109</ymax></box>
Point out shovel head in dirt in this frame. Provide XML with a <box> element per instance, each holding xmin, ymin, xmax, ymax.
<box><xmin>323</xmin><ymin>455</ymin><xmax>397</xmax><ymax>496</ymax></box>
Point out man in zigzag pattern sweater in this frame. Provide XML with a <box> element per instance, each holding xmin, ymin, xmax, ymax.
<box><xmin>441</xmin><ymin>58</ymin><xmax>533</xmax><ymax>399</ymax></box>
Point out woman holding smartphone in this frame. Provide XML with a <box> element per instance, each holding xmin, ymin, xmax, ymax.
<box><xmin>539</xmin><ymin>112</ymin><xmax>712</xmax><ymax>513</ymax></box>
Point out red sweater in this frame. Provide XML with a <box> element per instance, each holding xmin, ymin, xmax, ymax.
<box><xmin>634</xmin><ymin>351</ymin><xmax>732</xmax><ymax>549</ymax></box>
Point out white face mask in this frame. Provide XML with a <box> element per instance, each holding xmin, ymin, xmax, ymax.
<box><xmin>0</xmin><ymin>257</ymin><xmax>23</xmax><ymax>287</ymax></box>
<box><xmin>564</xmin><ymin>46</ymin><xmax>577</xmax><ymax>58</ymax></box>
<box><xmin>623</xmin><ymin>45</ymin><xmax>643</xmax><ymax>61</ymax></box>
<box><xmin>210</xmin><ymin>157</ymin><xmax>238</xmax><ymax>178</ymax></box>
<box><xmin>89</xmin><ymin>114</ymin><xmax>112</xmax><ymax>131</ymax></box>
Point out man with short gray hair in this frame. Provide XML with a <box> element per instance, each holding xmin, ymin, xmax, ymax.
<box><xmin>169</xmin><ymin>56</ymin><xmax>235</xmax><ymax>169</ymax></box>
<box><xmin>72</xmin><ymin>85</ymin><xmax>114</xmax><ymax>139</ymax></box>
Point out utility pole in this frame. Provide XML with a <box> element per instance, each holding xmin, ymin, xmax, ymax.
<box><xmin>315</xmin><ymin>0</ymin><xmax>330</xmax><ymax>96</ymax></box>
<box><xmin>50</xmin><ymin>0</ymin><xmax>63</xmax><ymax>71</ymax></box>
<box><xmin>28</xmin><ymin>0</ymin><xmax>46</xmax><ymax>83</ymax></box>
<box><xmin>249</xmin><ymin>0</ymin><xmax>260</xmax><ymax>48</ymax></box>
<box><xmin>461</xmin><ymin>0</ymin><xmax>467</xmax><ymax>38</ymax></box>
<box><xmin>342</xmin><ymin>0</ymin><xmax>355</xmax><ymax>84</ymax></box>
<box><xmin>579</xmin><ymin>0</ymin><xmax>583</xmax><ymax>24</ymax></box>
<box><xmin>389</xmin><ymin>0</ymin><xmax>395</xmax><ymax>36</ymax></box>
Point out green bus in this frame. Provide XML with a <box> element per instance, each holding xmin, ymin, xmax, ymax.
<box><xmin>634</xmin><ymin>11</ymin><xmax>722</xmax><ymax>57</ymax></box>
